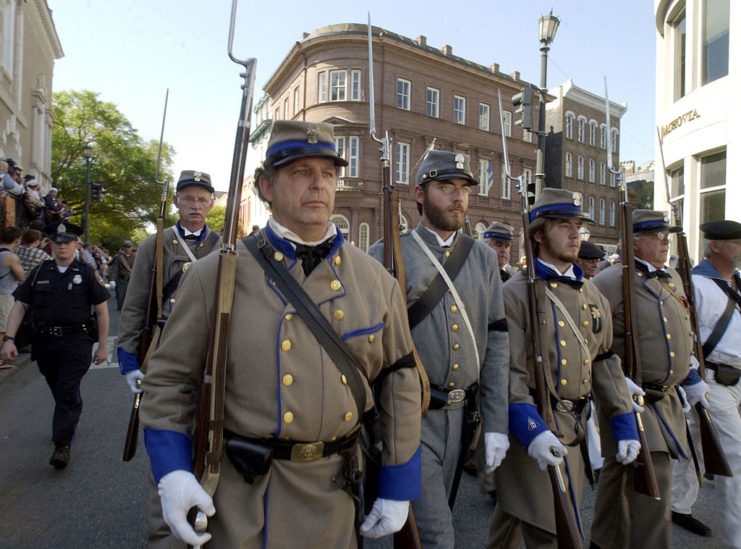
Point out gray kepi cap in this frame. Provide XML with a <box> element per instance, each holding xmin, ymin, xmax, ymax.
<box><xmin>632</xmin><ymin>210</ymin><xmax>681</xmax><ymax>234</ymax></box>
<box><xmin>416</xmin><ymin>150</ymin><xmax>478</xmax><ymax>188</ymax></box>
<box><xmin>529</xmin><ymin>188</ymin><xmax>594</xmax><ymax>223</ymax></box>
<box><xmin>176</xmin><ymin>170</ymin><xmax>214</xmax><ymax>193</ymax></box>
<box><xmin>264</xmin><ymin>120</ymin><xmax>348</xmax><ymax>168</ymax></box>
<box><xmin>483</xmin><ymin>221</ymin><xmax>514</xmax><ymax>242</ymax></box>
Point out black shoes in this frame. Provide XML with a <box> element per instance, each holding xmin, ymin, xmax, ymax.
<box><xmin>49</xmin><ymin>445</ymin><xmax>70</xmax><ymax>469</ymax></box>
<box><xmin>672</xmin><ymin>511</ymin><xmax>712</xmax><ymax>537</ymax></box>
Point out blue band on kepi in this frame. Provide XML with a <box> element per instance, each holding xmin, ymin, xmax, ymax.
<box><xmin>483</xmin><ymin>231</ymin><xmax>513</xmax><ymax>241</ymax></box>
<box><xmin>529</xmin><ymin>203</ymin><xmax>582</xmax><ymax>222</ymax></box>
<box><xmin>267</xmin><ymin>139</ymin><xmax>336</xmax><ymax>159</ymax></box>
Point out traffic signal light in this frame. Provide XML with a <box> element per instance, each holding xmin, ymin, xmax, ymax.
<box><xmin>91</xmin><ymin>182</ymin><xmax>103</xmax><ymax>202</ymax></box>
<box><xmin>512</xmin><ymin>86</ymin><xmax>533</xmax><ymax>130</ymax></box>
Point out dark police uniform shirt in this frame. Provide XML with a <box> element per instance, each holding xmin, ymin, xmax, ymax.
<box><xmin>14</xmin><ymin>258</ymin><xmax>110</xmax><ymax>328</ymax></box>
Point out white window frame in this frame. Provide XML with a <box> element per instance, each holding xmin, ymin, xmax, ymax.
<box><xmin>600</xmin><ymin>162</ymin><xmax>606</xmax><ymax>185</ymax></box>
<box><xmin>283</xmin><ymin>97</ymin><xmax>289</xmax><ymax>119</ymax></box>
<box><xmin>479</xmin><ymin>103</ymin><xmax>490</xmax><ymax>131</ymax></box>
<box><xmin>588</xmin><ymin>159</ymin><xmax>596</xmax><ymax>183</ymax></box>
<box><xmin>599</xmin><ymin>198</ymin><xmax>606</xmax><ymax>225</ymax></box>
<box><xmin>609</xmin><ymin>200</ymin><xmax>616</xmax><ymax>227</ymax></box>
<box><xmin>479</xmin><ymin>159</ymin><xmax>488</xmax><ymax>195</ymax></box>
<box><xmin>501</xmin><ymin>165</ymin><xmax>510</xmax><ymax>199</ymax></box>
<box><xmin>318</xmin><ymin>71</ymin><xmax>327</xmax><ymax>103</ymax></box>
<box><xmin>610</xmin><ymin>128</ymin><xmax>619</xmax><ymax>153</ymax></box>
<box><xmin>293</xmin><ymin>87</ymin><xmax>300</xmax><ymax>115</ymax></box>
<box><xmin>335</xmin><ymin>136</ymin><xmax>346</xmax><ymax>178</ymax></box>
<box><xmin>588</xmin><ymin>196</ymin><xmax>595</xmax><ymax>220</ymax></box>
<box><xmin>1</xmin><ymin>0</ymin><xmax>15</xmax><ymax>77</ymax></box>
<box><xmin>610</xmin><ymin>173</ymin><xmax>617</xmax><ymax>187</ymax></box>
<box><xmin>396</xmin><ymin>78</ymin><xmax>411</xmax><ymax>110</ymax></box>
<box><xmin>577</xmin><ymin>156</ymin><xmax>585</xmax><ymax>180</ymax></box>
<box><xmin>600</xmin><ymin>124</ymin><xmax>608</xmax><ymax>149</ymax></box>
<box><xmin>565</xmin><ymin>112</ymin><xmax>575</xmax><ymax>140</ymax></box>
<box><xmin>395</xmin><ymin>142</ymin><xmax>410</xmax><ymax>184</ymax></box>
<box><xmin>503</xmin><ymin>111</ymin><xmax>512</xmax><ymax>137</ymax></box>
<box><xmin>331</xmin><ymin>214</ymin><xmax>350</xmax><ymax>238</ymax></box>
<box><xmin>359</xmin><ymin>222</ymin><xmax>370</xmax><ymax>252</ymax></box>
<box><xmin>347</xmin><ymin>136</ymin><xmax>359</xmax><ymax>178</ymax></box>
<box><xmin>589</xmin><ymin>120</ymin><xmax>597</xmax><ymax>146</ymax></box>
<box><xmin>330</xmin><ymin>70</ymin><xmax>347</xmax><ymax>101</ymax></box>
<box><xmin>577</xmin><ymin>116</ymin><xmax>586</xmax><ymax>143</ymax></box>
<box><xmin>454</xmin><ymin>95</ymin><xmax>466</xmax><ymax>125</ymax></box>
<box><xmin>426</xmin><ymin>87</ymin><xmax>439</xmax><ymax>118</ymax></box>
<box><xmin>565</xmin><ymin>152</ymin><xmax>573</xmax><ymax>178</ymax></box>
<box><xmin>351</xmin><ymin>70</ymin><xmax>362</xmax><ymax>101</ymax></box>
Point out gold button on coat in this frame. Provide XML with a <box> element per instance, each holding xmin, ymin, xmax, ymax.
<box><xmin>582</xmin><ymin>304</ymin><xmax>588</xmax><ymax>310</ymax></box>
<box><xmin>669</xmin><ymin>282</ymin><xmax>675</xmax><ymax>289</ymax></box>
<box><xmin>448</xmin><ymin>382</ymin><xmax>455</xmax><ymax>388</ymax></box>
<box><xmin>558</xmin><ymin>320</ymin><xmax>565</xmax><ymax>327</ymax></box>
<box><xmin>453</xmin><ymin>344</ymin><xmax>460</xmax><ymax>351</ymax></box>
<box><xmin>452</xmin><ymin>324</ymin><xmax>459</xmax><ymax>332</ymax></box>
<box><xmin>330</xmin><ymin>280</ymin><xmax>342</xmax><ymax>291</ymax></box>
<box><xmin>550</xmin><ymin>282</ymin><xmax>558</xmax><ymax>288</ymax></box>
<box><xmin>283</xmin><ymin>411</ymin><xmax>294</xmax><ymax>424</ymax></box>
<box><xmin>560</xmin><ymin>379</ymin><xmax>568</xmax><ymax>386</ymax></box>
<box><xmin>670</xmin><ymin>351</ymin><xmax>676</xmax><ymax>358</ymax></box>
<box><xmin>582</xmin><ymin>320</ymin><xmax>590</xmax><ymax>327</ymax></box>
<box><xmin>274</xmin><ymin>251</ymin><xmax>284</xmax><ymax>262</ymax></box>
<box><xmin>560</xmin><ymin>339</ymin><xmax>567</xmax><ymax>347</ymax></box>
<box><xmin>584</xmin><ymin>359</ymin><xmax>590</xmax><ymax>365</ymax></box>
<box><xmin>341</xmin><ymin>374</ymin><xmax>348</xmax><ymax>385</ymax></box>
<box><xmin>452</xmin><ymin>364</ymin><xmax>459</xmax><ymax>371</ymax></box>
<box><xmin>282</xmin><ymin>374</ymin><xmax>293</xmax><ymax>386</ymax></box>
<box><xmin>172</xmin><ymin>239</ymin><xmax>178</xmax><ymax>245</ymax></box>
<box><xmin>285</xmin><ymin>314</ymin><xmax>293</xmax><ymax>320</ymax></box>
<box><xmin>561</xmin><ymin>359</ymin><xmax>567</xmax><ymax>366</ymax></box>
<box><xmin>445</xmin><ymin>250</ymin><xmax>451</xmax><ymax>258</ymax></box>
<box><xmin>450</xmin><ymin>305</ymin><xmax>458</xmax><ymax>314</ymax></box>
<box><xmin>281</xmin><ymin>339</ymin><xmax>292</xmax><ymax>351</ymax></box>
<box><xmin>334</xmin><ymin>310</ymin><xmax>344</xmax><ymax>320</ymax></box>
<box><xmin>583</xmin><ymin>378</ymin><xmax>590</xmax><ymax>384</ymax></box>
<box><xmin>666</xmin><ymin>333</ymin><xmax>672</xmax><ymax>340</ymax></box>
<box><xmin>334</xmin><ymin>256</ymin><xmax>342</xmax><ymax>266</ymax></box>
<box><xmin>344</xmin><ymin>412</ymin><xmax>353</xmax><ymax>422</ymax></box>
<box><xmin>368</xmin><ymin>334</ymin><xmax>375</xmax><ymax>343</ymax></box>
<box><xmin>170</xmin><ymin>298</ymin><xmax>176</xmax><ymax>304</ymax></box>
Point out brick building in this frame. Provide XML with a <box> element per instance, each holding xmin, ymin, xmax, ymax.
<box><xmin>250</xmin><ymin>23</ymin><xmax>539</xmax><ymax>258</ymax></box>
<box><xmin>545</xmin><ymin>78</ymin><xmax>625</xmax><ymax>248</ymax></box>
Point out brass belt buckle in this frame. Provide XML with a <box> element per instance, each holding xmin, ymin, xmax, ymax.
<box><xmin>556</xmin><ymin>399</ymin><xmax>574</xmax><ymax>412</ymax></box>
<box><xmin>290</xmin><ymin>441</ymin><xmax>324</xmax><ymax>462</ymax></box>
<box><xmin>447</xmin><ymin>389</ymin><xmax>466</xmax><ymax>404</ymax></box>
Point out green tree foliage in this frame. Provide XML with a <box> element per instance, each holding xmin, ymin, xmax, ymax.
<box><xmin>205</xmin><ymin>205</ymin><xmax>226</xmax><ymax>235</ymax></box>
<box><xmin>52</xmin><ymin>90</ymin><xmax>177</xmax><ymax>247</ymax></box>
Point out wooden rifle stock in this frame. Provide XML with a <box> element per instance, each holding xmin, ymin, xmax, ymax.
<box><xmin>497</xmin><ymin>90</ymin><xmax>582</xmax><ymax>548</ymax></box>
<box><xmin>655</xmin><ymin>127</ymin><xmax>731</xmax><ymax>478</ymax></box>
<box><xmin>122</xmin><ymin>89</ymin><xmax>169</xmax><ymax>462</ymax></box>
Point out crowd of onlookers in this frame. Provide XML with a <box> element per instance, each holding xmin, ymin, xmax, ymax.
<box><xmin>1</xmin><ymin>158</ymin><xmax>73</xmax><ymax>230</ymax></box>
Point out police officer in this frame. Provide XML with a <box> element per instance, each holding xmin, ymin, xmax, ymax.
<box><xmin>590</xmin><ymin>210</ymin><xmax>707</xmax><ymax>549</ymax></box>
<box><xmin>577</xmin><ymin>241</ymin><xmax>604</xmax><ymax>280</ymax></box>
<box><xmin>140</xmin><ymin>121</ymin><xmax>421</xmax><ymax>547</ymax></box>
<box><xmin>671</xmin><ymin>220</ymin><xmax>741</xmax><ymax>544</ymax></box>
<box><xmin>370</xmin><ymin>150</ymin><xmax>510</xmax><ymax>548</ymax></box>
<box><xmin>0</xmin><ymin>221</ymin><xmax>109</xmax><ymax>469</ymax></box>
<box><xmin>489</xmin><ymin>189</ymin><xmax>638</xmax><ymax>549</ymax></box>
<box><xmin>483</xmin><ymin>221</ymin><xmax>517</xmax><ymax>283</ymax></box>
<box><xmin>116</xmin><ymin>169</ymin><xmax>221</xmax><ymax>548</ymax></box>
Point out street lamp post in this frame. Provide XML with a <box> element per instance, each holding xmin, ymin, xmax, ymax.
<box><xmin>535</xmin><ymin>11</ymin><xmax>560</xmax><ymax>197</ymax></box>
<box><xmin>82</xmin><ymin>144</ymin><xmax>93</xmax><ymax>243</ymax></box>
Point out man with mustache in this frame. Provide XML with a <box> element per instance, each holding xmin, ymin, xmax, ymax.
<box><xmin>369</xmin><ymin>150</ymin><xmax>509</xmax><ymax>548</ymax></box>
<box><xmin>488</xmin><ymin>188</ymin><xmax>637</xmax><ymax>548</ymax></box>
<box><xmin>116</xmin><ymin>169</ymin><xmax>221</xmax><ymax>548</ymax></box>
<box><xmin>671</xmin><ymin>220</ymin><xmax>741</xmax><ymax>545</ymax></box>
<box><xmin>590</xmin><ymin>210</ymin><xmax>706</xmax><ymax>549</ymax></box>
<box><xmin>140</xmin><ymin>120</ymin><xmax>421</xmax><ymax>547</ymax></box>
<box><xmin>483</xmin><ymin>221</ymin><xmax>517</xmax><ymax>283</ymax></box>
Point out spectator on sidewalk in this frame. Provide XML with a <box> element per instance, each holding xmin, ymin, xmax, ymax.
<box><xmin>43</xmin><ymin>188</ymin><xmax>62</xmax><ymax>223</ymax></box>
<box><xmin>0</xmin><ymin>227</ymin><xmax>25</xmax><ymax>368</ymax></box>
<box><xmin>15</xmin><ymin>229</ymin><xmax>52</xmax><ymax>276</ymax></box>
<box><xmin>108</xmin><ymin>240</ymin><xmax>135</xmax><ymax>310</ymax></box>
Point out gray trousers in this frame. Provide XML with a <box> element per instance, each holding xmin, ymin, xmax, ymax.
<box><xmin>414</xmin><ymin>406</ymin><xmax>463</xmax><ymax>549</ymax></box>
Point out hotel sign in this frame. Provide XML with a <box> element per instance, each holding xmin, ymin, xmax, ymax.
<box><xmin>661</xmin><ymin>110</ymin><xmax>700</xmax><ymax>138</ymax></box>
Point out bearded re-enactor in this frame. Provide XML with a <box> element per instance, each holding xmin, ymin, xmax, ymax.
<box><xmin>488</xmin><ymin>189</ymin><xmax>638</xmax><ymax>549</ymax></box>
<box><xmin>140</xmin><ymin>120</ymin><xmax>421</xmax><ymax>548</ymax></box>
<box><xmin>590</xmin><ymin>210</ymin><xmax>708</xmax><ymax>549</ymax></box>
<box><xmin>370</xmin><ymin>150</ymin><xmax>509</xmax><ymax>548</ymax></box>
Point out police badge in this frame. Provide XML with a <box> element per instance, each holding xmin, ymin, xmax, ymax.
<box><xmin>72</xmin><ymin>274</ymin><xmax>83</xmax><ymax>285</ymax></box>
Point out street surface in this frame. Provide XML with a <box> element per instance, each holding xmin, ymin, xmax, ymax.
<box><xmin>0</xmin><ymin>297</ymin><xmax>729</xmax><ymax>548</ymax></box>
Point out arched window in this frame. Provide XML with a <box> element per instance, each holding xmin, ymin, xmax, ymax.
<box><xmin>565</xmin><ymin>112</ymin><xmax>575</xmax><ymax>140</ymax></box>
<box><xmin>577</xmin><ymin>116</ymin><xmax>586</xmax><ymax>143</ymax></box>
<box><xmin>475</xmin><ymin>222</ymin><xmax>487</xmax><ymax>240</ymax></box>
<box><xmin>359</xmin><ymin>222</ymin><xmax>369</xmax><ymax>252</ymax></box>
<box><xmin>565</xmin><ymin>153</ymin><xmax>573</xmax><ymax>178</ymax></box>
<box><xmin>399</xmin><ymin>214</ymin><xmax>409</xmax><ymax>233</ymax></box>
<box><xmin>331</xmin><ymin>214</ymin><xmax>350</xmax><ymax>239</ymax></box>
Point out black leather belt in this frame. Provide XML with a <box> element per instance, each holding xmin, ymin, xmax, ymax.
<box><xmin>705</xmin><ymin>361</ymin><xmax>741</xmax><ymax>387</ymax></box>
<box><xmin>551</xmin><ymin>395</ymin><xmax>588</xmax><ymax>414</ymax></box>
<box><xmin>35</xmin><ymin>324</ymin><xmax>93</xmax><ymax>337</ymax></box>
<box><xmin>642</xmin><ymin>382</ymin><xmax>676</xmax><ymax>403</ymax></box>
<box><xmin>429</xmin><ymin>383</ymin><xmax>477</xmax><ymax>410</ymax></box>
<box><xmin>224</xmin><ymin>426</ymin><xmax>361</xmax><ymax>463</ymax></box>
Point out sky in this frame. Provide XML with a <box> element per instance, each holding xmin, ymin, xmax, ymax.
<box><xmin>47</xmin><ymin>0</ymin><xmax>657</xmax><ymax>193</ymax></box>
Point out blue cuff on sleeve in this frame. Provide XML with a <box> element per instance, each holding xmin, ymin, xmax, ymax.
<box><xmin>683</xmin><ymin>368</ymin><xmax>701</xmax><ymax>386</ymax></box>
<box><xmin>378</xmin><ymin>445</ymin><xmax>421</xmax><ymax>501</ymax></box>
<box><xmin>143</xmin><ymin>427</ymin><xmax>193</xmax><ymax>484</ymax></box>
<box><xmin>118</xmin><ymin>347</ymin><xmax>140</xmax><ymax>374</ymax></box>
<box><xmin>509</xmin><ymin>403</ymin><xmax>548</xmax><ymax>449</ymax></box>
<box><xmin>609</xmin><ymin>412</ymin><xmax>639</xmax><ymax>442</ymax></box>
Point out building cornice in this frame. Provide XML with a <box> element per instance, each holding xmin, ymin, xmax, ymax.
<box><xmin>549</xmin><ymin>78</ymin><xmax>627</xmax><ymax>118</ymax></box>
<box><xmin>34</xmin><ymin>0</ymin><xmax>64</xmax><ymax>59</ymax></box>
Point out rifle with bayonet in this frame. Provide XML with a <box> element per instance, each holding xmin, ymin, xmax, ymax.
<box><xmin>498</xmin><ymin>90</ymin><xmax>583</xmax><ymax>549</ymax></box>
<box><xmin>603</xmin><ymin>78</ymin><xmax>660</xmax><ymax>500</ymax></box>
<box><xmin>656</xmin><ymin>128</ymin><xmax>732</xmax><ymax>479</ymax></box>
<box><xmin>367</xmin><ymin>16</ymin><xmax>429</xmax><ymax>549</ymax></box>
<box><xmin>122</xmin><ymin>88</ymin><xmax>170</xmax><ymax>462</ymax></box>
<box><xmin>189</xmin><ymin>0</ymin><xmax>256</xmax><ymax>541</ymax></box>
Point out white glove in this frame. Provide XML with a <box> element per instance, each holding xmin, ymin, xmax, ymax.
<box><xmin>624</xmin><ymin>377</ymin><xmax>645</xmax><ymax>413</ymax></box>
<box><xmin>125</xmin><ymin>369</ymin><xmax>145</xmax><ymax>394</ymax></box>
<box><xmin>677</xmin><ymin>385</ymin><xmax>691</xmax><ymax>413</ymax></box>
<box><xmin>484</xmin><ymin>432</ymin><xmax>510</xmax><ymax>473</ymax></box>
<box><xmin>108</xmin><ymin>280</ymin><xmax>116</xmax><ymax>289</ymax></box>
<box><xmin>527</xmin><ymin>431</ymin><xmax>567</xmax><ymax>472</ymax></box>
<box><xmin>158</xmin><ymin>470</ymin><xmax>215</xmax><ymax>546</ymax></box>
<box><xmin>360</xmin><ymin>498</ymin><xmax>409</xmax><ymax>538</ymax></box>
<box><xmin>616</xmin><ymin>439</ymin><xmax>641</xmax><ymax>465</ymax></box>
<box><xmin>683</xmin><ymin>379</ymin><xmax>710</xmax><ymax>409</ymax></box>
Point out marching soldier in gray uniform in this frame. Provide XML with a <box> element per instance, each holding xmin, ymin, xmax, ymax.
<box><xmin>489</xmin><ymin>189</ymin><xmax>638</xmax><ymax>549</ymax></box>
<box><xmin>483</xmin><ymin>221</ymin><xmax>518</xmax><ymax>283</ymax></box>
<box><xmin>140</xmin><ymin>120</ymin><xmax>421</xmax><ymax>548</ymax></box>
<box><xmin>590</xmin><ymin>210</ymin><xmax>706</xmax><ymax>549</ymax></box>
<box><xmin>117</xmin><ymin>169</ymin><xmax>221</xmax><ymax>548</ymax></box>
<box><xmin>370</xmin><ymin>150</ymin><xmax>510</xmax><ymax>548</ymax></box>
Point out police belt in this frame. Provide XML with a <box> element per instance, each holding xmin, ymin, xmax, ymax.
<box><xmin>429</xmin><ymin>383</ymin><xmax>477</xmax><ymax>410</ymax></box>
<box><xmin>34</xmin><ymin>323</ymin><xmax>94</xmax><ymax>338</ymax></box>
<box><xmin>223</xmin><ymin>425</ymin><xmax>361</xmax><ymax>464</ymax></box>
<box><xmin>642</xmin><ymin>382</ymin><xmax>676</xmax><ymax>403</ymax></box>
